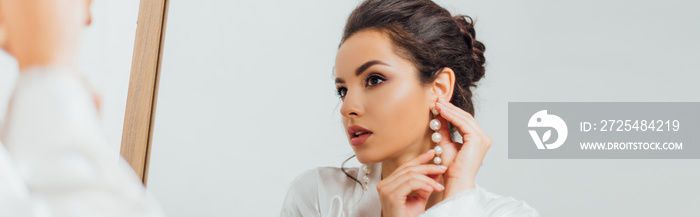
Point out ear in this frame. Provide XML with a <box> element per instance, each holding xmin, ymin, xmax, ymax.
<box><xmin>84</xmin><ymin>0</ymin><xmax>92</xmax><ymax>26</ymax></box>
<box><xmin>430</xmin><ymin>67</ymin><xmax>456</xmax><ymax>102</ymax></box>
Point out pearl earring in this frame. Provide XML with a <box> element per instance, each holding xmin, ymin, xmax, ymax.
<box><xmin>430</xmin><ymin>106</ymin><xmax>443</xmax><ymax>165</ymax></box>
<box><xmin>362</xmin><ymin>164</ymin><xmax>371</xmax><ymax>191</ymax></box>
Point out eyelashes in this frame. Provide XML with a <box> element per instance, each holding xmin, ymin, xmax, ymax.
<box><xmin>335</xmin><ymin>73</ymin><xmax>387</xmax><ymax>99</ymax></box>
<box><xmin>366</xmin><ymin>74</ymin><xmax>386</xmax><ymax>87</ymax></box>
<box><xmin>336</xmin><ymin>87</ymin><xmax>348</xmax><ymax>98</ymax></box>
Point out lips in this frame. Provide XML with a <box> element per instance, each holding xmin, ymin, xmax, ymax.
<box><xmin>347</xmin><ymin>125</ymin><xmax>373</xmax><ymax>146</ymax></box>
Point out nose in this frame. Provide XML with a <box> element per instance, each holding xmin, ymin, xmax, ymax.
<box><xmin>340</xmin><ymin>91</ymin><xmax>363</xmax><ymax>118</ymax></box>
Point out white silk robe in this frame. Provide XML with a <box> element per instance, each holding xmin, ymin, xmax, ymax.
<box><xmin>0</xmin><ymin>68</ymin><xmax>162</xmax><ymax>217</ymax></box>
<box><xmin>281</xmin><ymin>163</ymin><xmax>539</xmax><ymax>217</ymax></box>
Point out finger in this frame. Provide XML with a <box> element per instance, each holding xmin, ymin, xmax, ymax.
<box><xmin>435</xmin><ymin>100</ymin><xmax>492</xmax><ymax>165</ymax></box>
<box><xmin>437</xmin><ymin>98</ymin><xmax>488</xmax><ymax>137</ymax></box>
<box><xmin>434</xmin><ymin>115</ymin><xmax>453</xmax><ymax>146</ymax></box>
<box><xmin>438</xmin><ymin>97</ymin><xmax>476</xmax><ymax>121</ymax></box>
<box><xmin>394</xmin><ymin>164</ymin><xmax>447</xmax><ymax>179</ymax></box>
<box><xmin>396</xmin><ymin>149</ymin><xmax>435</xmax><ymax>171</ymax></box>
<box><xmin>433</xmin><ymin>116</ymin><xmax>462</xmax><ymax>167</ymax></box>
<box><xmin>391</xmin><ymin>171</ymin><xmax>445</xmax><ymax>194</ymax></box>
<box><xmin>436</xmin><ymin>100</ymin><xmax>481</xmax><ymax>139</ymax></box>
<box><xmin>383</xmin><ymin>163</ymin><xmax>446</xmax><ymax>185</ymax></box>
<box><xmin>437</xmin><ymin>102</ymin><xmax>491</xmax><ymax>160</ymax></box>
<box><xmin>435</xmin><ymin>116</ymin><xmax>462</xmax><ymax>150</ymax></box>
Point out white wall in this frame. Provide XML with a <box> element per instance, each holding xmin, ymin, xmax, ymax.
<box><xmin>148</xmin><ymin>0</ymin><xmax>700</xmax><ymax>216</ymax></box>
<box><xmin>0</xmin><ymin>0</ymin><xmax>140</xmax><ymax>154</ymax></box>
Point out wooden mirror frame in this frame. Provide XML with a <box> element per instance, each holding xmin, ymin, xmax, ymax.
<box><xmin>120</xmin><ymin>0</ymin><xmax>169</xmax><ymax>186</ymax></box>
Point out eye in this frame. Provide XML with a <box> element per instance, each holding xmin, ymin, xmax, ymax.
<box><xmin>365</xmin><ymin>74</ymin><xmax>386</xmax><ymax>87</ymax></box>
<box><xmin>336</xmin><ymin>86</ymin><xmax>348</xmax><ymax>98</ymax></box>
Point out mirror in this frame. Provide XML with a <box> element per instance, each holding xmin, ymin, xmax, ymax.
<box><xmin>145</xmin><ymin>0</ymin><xmax>700</xmax><ymax>216</ymax></box>
<box><xmin>0</xmin><ymin>0</ymin><xmax>141</xmax><ymax>155</ymax></box>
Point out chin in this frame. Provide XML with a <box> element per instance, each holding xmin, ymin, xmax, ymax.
<box><xmin>355</xmin><ymin>155</ymin><xmax>378</xmax><ymax>165</ymax></box>
<box><xmin>353</xmin><ymin>148</ymin><xmax>384</xmax><ymax>165</ymax></box>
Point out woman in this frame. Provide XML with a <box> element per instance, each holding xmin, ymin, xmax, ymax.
<box><xmin>281</xmin><ymin>0</ymin><xmax>538</xmax><ymax>216</ymax></box>
<box><xmin>0</xmin><ymin>0</ymin><xmax>161</xmax><ymax>216</ymax></box>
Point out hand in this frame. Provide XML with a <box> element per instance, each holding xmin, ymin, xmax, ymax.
<box><xmin>434</xmin><ymin>97</ymin><xmax>492</xmax><ymax>199</ymax></box>
<box><xmin>377</xmin><ymin>149</ymin><xmax>447</xmax><ymax>217</ymax></box>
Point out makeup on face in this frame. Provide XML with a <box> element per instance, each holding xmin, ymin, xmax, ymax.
<box><xmin>347</xmin><ymin>125</ymin><xmax>373</xmax><ymax>146</ymax></box>
<box><xmin>335</xmin><ymin>30</ymin><xmax>433</xmax><ymax>164</ymax></box>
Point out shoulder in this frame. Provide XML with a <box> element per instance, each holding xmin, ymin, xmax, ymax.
<box><xmin>421</xmin><ymin>185</ymin><xmax>538</xmax><ymax>217</ymax></box>
<box><xmin>281</xmin><ymin>166</ymin><xmax>361</xmax><ymax>216</ymax></box>
<box><xmin>475</xmin><ymin>186</ymin><xmax>540</xmax><ymax>217</ymax></box>
<box><xmin>287</xmin><ymin>166</ymin><xmax>360</xmax><ymax>193</ymax></box>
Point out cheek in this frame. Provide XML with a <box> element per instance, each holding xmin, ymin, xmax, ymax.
<box><xmin>341</xmin><ymin>116</ymin><xmax>350</xmax><ymax>138</ymax></box>
<box><xmin>369</xmin><ymin>81</ymin><xmax>429</xmax><ymax>146</ymax></box>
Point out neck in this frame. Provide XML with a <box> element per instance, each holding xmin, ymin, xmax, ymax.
<box><xmin>380</xmin><ymin>134</ymin><xmax>433</xmax><ymax>179</ymax></box>
<box><xmin>379</xmin><ymin>134</ymin><xmax>445</xmax><ymax>209</ymax></box>
<box><xmin>17</xmin><ymin>56</ymin><xmax>77</xmax><ymax>73</ymax></box>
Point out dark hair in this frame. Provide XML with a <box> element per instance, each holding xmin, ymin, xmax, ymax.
<box><xmin>339</xmin><ymin>0</ymin><xmax>486</xmax><ymax>188</ymax></box>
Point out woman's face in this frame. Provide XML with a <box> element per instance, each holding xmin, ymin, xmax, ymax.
<box><xmin>0</xmin><ymin>0</ymin><xmax>92</xmax><ymax>67</ymax></box>
<box><xmin>335</xmin><ymin>30</ymin><xmax>434</xmax><ymax>164</ymax></box>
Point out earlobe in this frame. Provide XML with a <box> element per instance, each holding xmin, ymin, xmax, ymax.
<box><xmin>431</xmin><ymin>67</ymin><xmax>456</xmax><ymax>102</ymax></box>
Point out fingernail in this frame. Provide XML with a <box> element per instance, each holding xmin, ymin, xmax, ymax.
<box><xmin>437</xmin><ymin>183</ymin><xmax>445</xmax><ymax>190</ymax></box>
<box><xmin>438</xmin><ymin>165</ymin><xmax>447</xmax><ymax>170</ymax></box>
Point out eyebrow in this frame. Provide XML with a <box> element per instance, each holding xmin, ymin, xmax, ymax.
<box><xmin>335</xmin><ymin>60</ymin><xmax>389</xmax><ymax>84</ymax></box>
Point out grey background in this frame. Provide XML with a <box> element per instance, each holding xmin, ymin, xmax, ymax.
<box><xmin>148</xmin><ymin>0</ymin><xmax>700</xmax><ymax>216</ymax></box>
<box><xmin>509</xmin><ymin>102</ymin><xmax>700</xmax><ymax>159</ymax></box>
